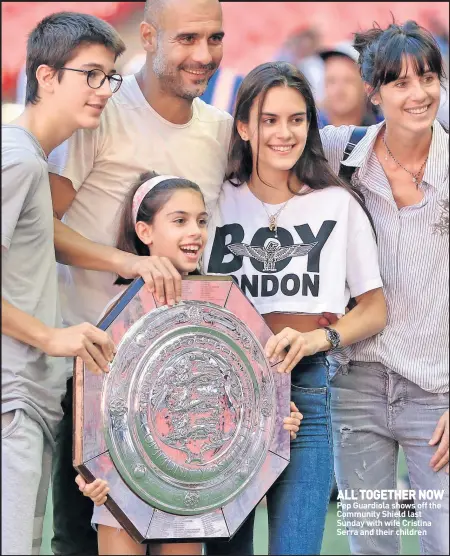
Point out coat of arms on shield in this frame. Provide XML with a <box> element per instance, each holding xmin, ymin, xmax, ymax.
<box><xmin>73</xmin><ymin>276</ymin><xmax>290</xmax><ymax>542</ymax></box>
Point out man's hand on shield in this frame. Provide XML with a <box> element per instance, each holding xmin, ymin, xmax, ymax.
<box><xmin>116</xmin><ymin>253</ymin><xmax>183</xmax><ymax>307</ymax></box>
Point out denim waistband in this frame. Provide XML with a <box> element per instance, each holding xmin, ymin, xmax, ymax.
<box><xmin>295</xmin><ymin>352</ymin><xmax>327</xmax><ymax>364</ymax></box>
<box><xmin>290</xmin><ymin>352</ymin><xmax>329</xmax><ymax>389</ymax></box>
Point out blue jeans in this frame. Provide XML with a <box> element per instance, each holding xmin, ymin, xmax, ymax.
<box><xmin>205</xmin><ymin>354</ymin><xmax>334</xmax><ymax>555</ymax></box>
<box><xmin>330</xmin><ymin>361</ymin><xmax>449</xmax><ymax>555</ymax></box>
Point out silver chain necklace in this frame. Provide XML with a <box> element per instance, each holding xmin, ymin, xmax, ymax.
<box><xmin>260</xmin><ymin>197</ymin><xmax>293</xmax><ymax>237</ymax></box>
<box><xmin>382</xmin><ymin>133</ymin><xmax>428</xmax><ymax>184</ymax></box>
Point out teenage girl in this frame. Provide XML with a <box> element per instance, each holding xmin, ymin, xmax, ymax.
<box><xmin>202</xmin><ymin>62</ymin><xmax>387</xmax><ymax>555</ymax></box>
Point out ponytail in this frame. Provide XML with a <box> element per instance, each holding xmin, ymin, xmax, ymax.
<box><xmin>352</xmin><ymin>18</ymin><xmax>445</xmax><ymax>99</ymax></box>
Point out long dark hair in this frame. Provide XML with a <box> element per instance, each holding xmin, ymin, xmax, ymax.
<box><xmin>115</xmin><ymin>171</ymin><xmax>204</xmax><ymax>285</ymax></box>
<box><xmin>353</xmin><ymin>19</ymin><xmax>446</xmax><ymax>100</ymax></box>
<box><xmin>226</xmin><ymin>61</ymin><xmax>374</xmax><ymax>227</ymax></box>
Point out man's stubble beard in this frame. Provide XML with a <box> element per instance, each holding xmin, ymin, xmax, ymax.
<box><xmin>152</xmin><ymin>46</ymin><xmax>217</xmax><ymax>101</ymax></box>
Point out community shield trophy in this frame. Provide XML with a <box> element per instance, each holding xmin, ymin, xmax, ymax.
<box><xmin>74</xmin><ymin>276</ymin><xmax>290</xmax><ymax>543</ymax></box>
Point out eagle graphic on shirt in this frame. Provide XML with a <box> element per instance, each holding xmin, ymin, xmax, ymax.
<box><xmin>227</xmin><ymin>239</ymin><xmax>317</xmax><ymax>272</ymax></box>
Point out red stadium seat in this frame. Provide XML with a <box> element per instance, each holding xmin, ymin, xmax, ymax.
<box><xmin>1</xmin><ymin>2</ymin><xmax>142</xmax><ymax>94</ymax></box>
<box><xmin>1</xmin><ymin>1</ymin><xmax>447</xmax><ymax>97</ymax></box>
<box><xmin>220</xmin><ymin>2</ymin><xmax>448</xmax><ymax>74</ymax></box>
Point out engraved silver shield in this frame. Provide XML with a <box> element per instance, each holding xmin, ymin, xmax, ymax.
<box><xmin>74</xmin><ymin>276</ymin><xmax>290</xmax><ymax>542</ymax></box>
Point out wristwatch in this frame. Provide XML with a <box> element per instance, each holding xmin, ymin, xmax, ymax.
<box><xmin>323</xmin><ymin>326</ymin><xmax>341</xmax><ymax>349</ymax></box>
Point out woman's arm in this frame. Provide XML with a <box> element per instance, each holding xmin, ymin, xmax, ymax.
<box><xmin>266</xmin><ymin>190</ymin><xmax>386</xmax><ymax>373</ymax></box>
<box><xmin>266</xmin><ymin>287</ymin><xmax>387</xmax><ymax>373</ymax></box>
<box><xmin>311</xmin><ymin>287</ymin><xmax>386</xmax><ymax>350</ymax></box>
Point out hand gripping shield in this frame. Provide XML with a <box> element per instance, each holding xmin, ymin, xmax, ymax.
<box><xmin>74</xmin><ymin>276</ymin><xmax>290</xmax><ymax>543</ymax></box>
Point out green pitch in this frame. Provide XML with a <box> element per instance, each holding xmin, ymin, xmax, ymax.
<box><xmin>40</xmin><ymin>451</ymin><xmax>420</xmax><ymax>555</ymax></box>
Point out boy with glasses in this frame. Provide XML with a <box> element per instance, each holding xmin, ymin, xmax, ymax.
<box><xmin>1</xmin><ymin>12</ymin><xmax>124</xmax><ymax>555</ymax></box>
<box><xmin>58</xmin><ymin>66</ymin><xmax>123</xmax><ymax>93</ymax></box>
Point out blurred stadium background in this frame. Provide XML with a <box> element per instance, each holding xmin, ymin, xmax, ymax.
<box><xmin>2</xmin><ymin>2</ymin><xmax>448</xmax><ymax>554</ymax></box>
<box><xmin>2</xmin><ymin>2</ymin><xmax>448</xmax><ymax>122</ymax></box>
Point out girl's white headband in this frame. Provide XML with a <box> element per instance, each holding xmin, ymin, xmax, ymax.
<box><xmin>131</xmin><ymin>175</ymin><xmax>180</xmax><ymax>223</ymax></box>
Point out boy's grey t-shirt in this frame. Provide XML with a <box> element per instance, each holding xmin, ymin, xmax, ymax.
<box><xmin>2</xmin><ymin>125</ymin><xmax>65</xmax><ymax>443</ymax></box>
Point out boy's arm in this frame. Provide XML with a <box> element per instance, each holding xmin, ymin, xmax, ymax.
<box><xmin>2</xmin><ymin>151</ymin><xmax>41</xmax><ymax>249</ymax></box>
<box><xmin>50</xmin><ymin>173</ymin><xmax>183</xmax><ymax>305</ymax></box>
<box><xmin>1</xmin><ymin>297</ymin><xmax>114</xmax><ymax>375</ymax></box>
<box><xmin>2</xmin><ymin>295</ymin><xmax>53</xmax><ymax>351</ymax></box>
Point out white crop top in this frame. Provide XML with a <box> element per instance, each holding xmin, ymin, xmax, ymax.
<box><xmin>203</xmin><ymin>181</ymin><xmax>383</xmax><ymax>316</ymax></box>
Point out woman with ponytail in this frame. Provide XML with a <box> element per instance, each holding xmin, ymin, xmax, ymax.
<box><xmin>319</xmin><ymin>19</ymin><xmax>449</xmax><ymax>554</ymax></box>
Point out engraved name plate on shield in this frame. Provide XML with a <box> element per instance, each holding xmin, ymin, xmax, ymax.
<box><xmin>73</xmin><ymin>276</ymin><xmax>290</xmax><ymax>543</ymax></box>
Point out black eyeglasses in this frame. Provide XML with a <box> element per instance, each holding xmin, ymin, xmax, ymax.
<box><xmin>59</xmin><ymin>67</ymin><xmax>123</xmax><ymax>93</ymax></box>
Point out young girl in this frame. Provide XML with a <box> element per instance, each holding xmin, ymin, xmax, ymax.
<box><xmin>320</xmin><ymin>21</ymin><xmax>449</xmax><ymax>554</ymax></box>
<box><xmin>76</xmin><ymin>171</ymin><xmax>303</xmax><ymax>555</ymax></box>
<box><xmin>202</xmin><ymin>62</ymin><xmax>387</xmax><ymax>555</ymax></box>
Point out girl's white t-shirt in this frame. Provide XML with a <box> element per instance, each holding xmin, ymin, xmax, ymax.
<box><xmin>203</xmin><ymin>181</ymin><xmax>382</xmax><ymax>316</ymax></box>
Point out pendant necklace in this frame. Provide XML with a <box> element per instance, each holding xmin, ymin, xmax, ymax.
<box><xmin>260</xmin><ymin>197</ymin><xmax>293</xmax><ymax>237</ymax></box>
<box><xmin>382</xmin><ymin>133</ymin><xmax>428</xmax><ymax>185</ymax></box>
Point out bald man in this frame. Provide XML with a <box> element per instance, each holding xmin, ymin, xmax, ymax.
<box><xmin>48</xmin><ymin>1</ymin><xmax>234</xmax><ymax>554</ymax></box>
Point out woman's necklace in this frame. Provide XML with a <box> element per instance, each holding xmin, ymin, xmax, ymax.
<box><xmin>260</xmin><ymin>197</ymin><xmax>294</xmax><ymax>237</ymax></box>
<box><xmin>382</xmin><ymin>133</ymin><xmax>428</xmax><ymax>185</ymax></box>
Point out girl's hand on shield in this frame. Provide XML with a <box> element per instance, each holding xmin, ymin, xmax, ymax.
<box><xmin>75</xmin><ymin>474</ymin><xmax>110</xmax><ymax>506</ymax></box>
<box><xmin>283</xmin><ymin>401</ymin><xmax>303</xmax><ymax>440</ymax></box>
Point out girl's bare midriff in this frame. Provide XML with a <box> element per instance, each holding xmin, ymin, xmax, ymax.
<box><xmin>263</xmin><ymin>312</ymin><xmax>325</xmax><ymax>335</ymax></box>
